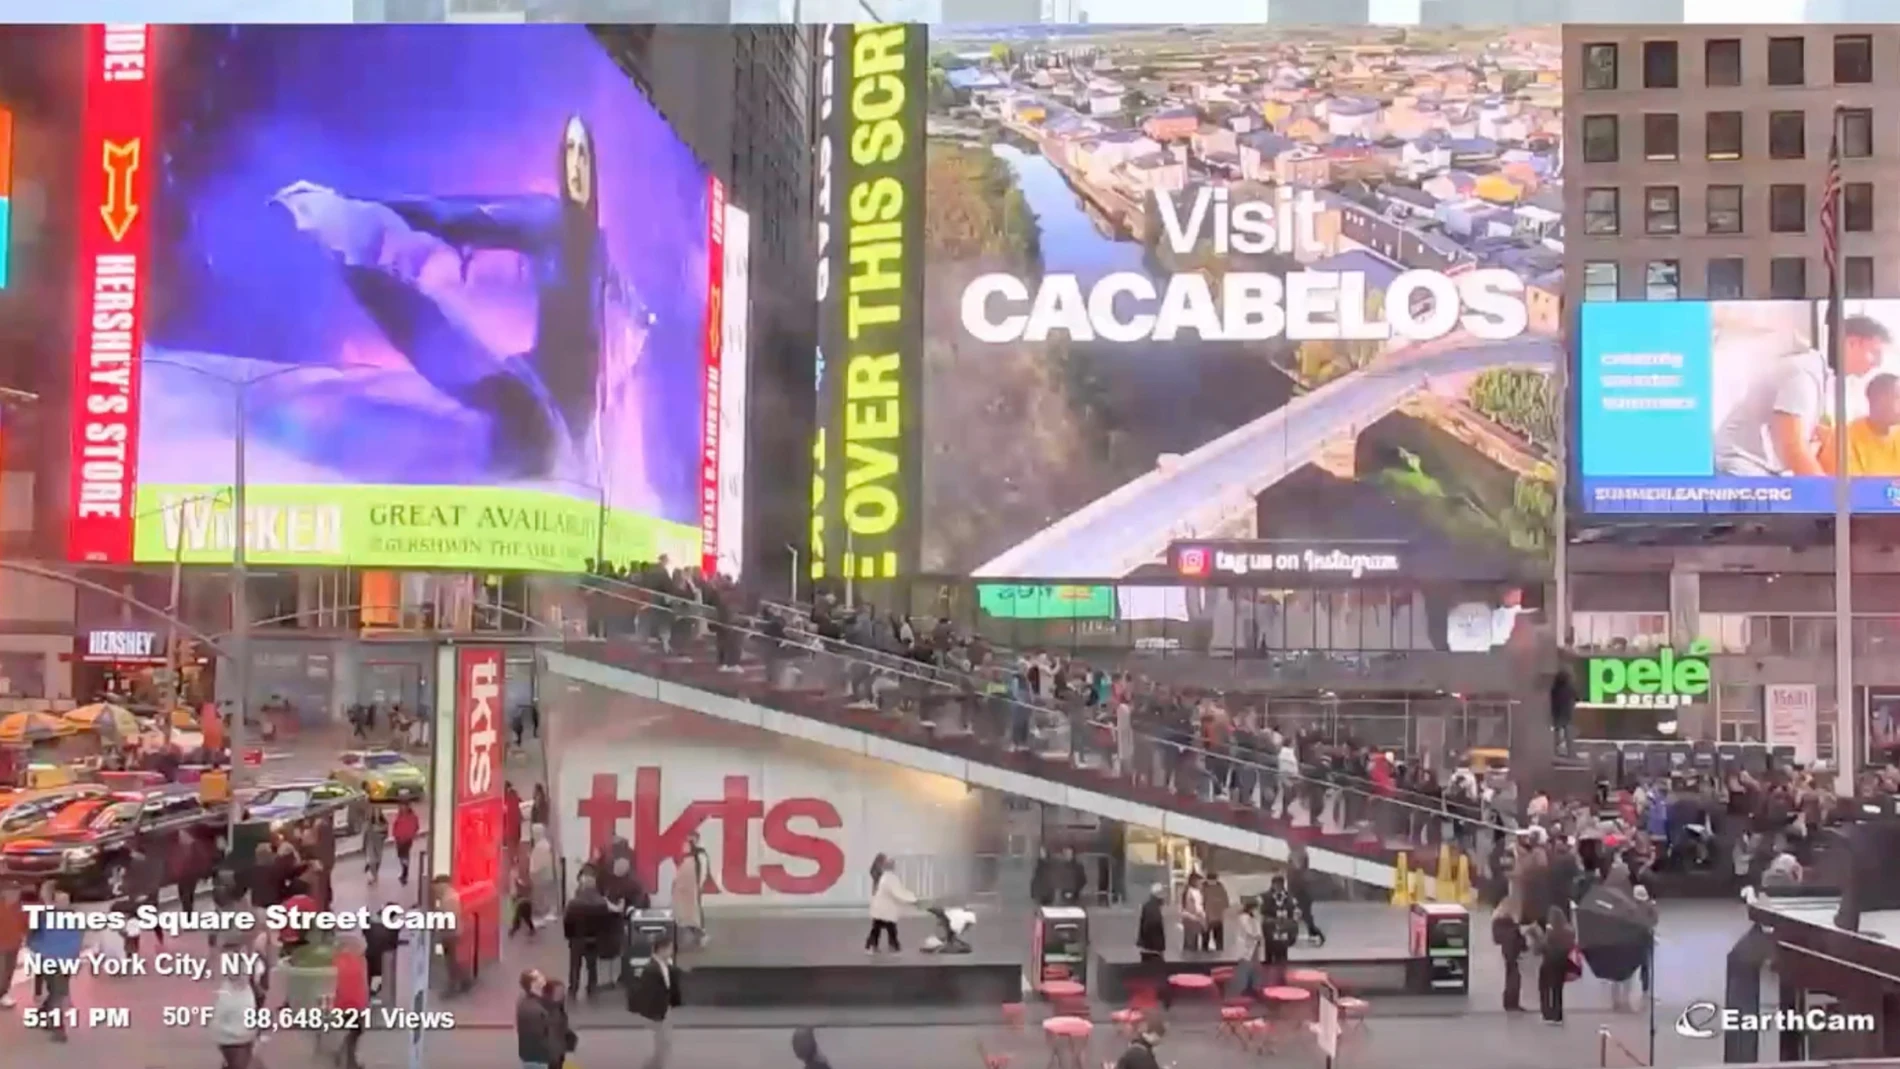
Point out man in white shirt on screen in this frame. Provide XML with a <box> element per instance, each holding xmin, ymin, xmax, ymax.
<box><xmin>1713</xmin><ymin>315</ymin><xmax>1889</xmax><ymax>476</ymax></box>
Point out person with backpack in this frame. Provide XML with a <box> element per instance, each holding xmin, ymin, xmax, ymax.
<box><xmin>1259</xmin><ymin>875</ymin><xmax>1301</xmax><ymax>986</ymax></box>
<box><xmin>1532</xmin><ymin>906</ymin><xmax>1577</xmax><ymax>1025</ymax></box>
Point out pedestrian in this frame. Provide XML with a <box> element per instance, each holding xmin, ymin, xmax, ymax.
<box><xmin>392</xmin><ymin>802</ymin><xmax>420</xmax><ymax>886</ymax></box>
<box><xmin>433</xmin><ymin>876</ymin><xmax>471</xmax><ymax>994</ymax></box>
<box><xmin>1533</xmin><ymin>905</ymin><xmax>1577</xmax><ymax>1025</ymax></box>
<box><xmin>626</xmin><ymin>933</ymin><xmax>682</xmax><ymax>1069</ymax></box>
<box><xmin>563</xmin><ymin>875</ymin><xmax>612</xmax><ymax>997</ymax></box>
<box><xmin>1259</xmin><ymin>875</ymin><xmax>1299</xmax><ymax>986</ymax></box>
<box><xmin>212</xmin><ymin>970</ymin><xmax>261</xmax><ymax>1068</ymax></box>
<box><xmin>1201</xmin><ymin>871</ymin><xmax>1230</xmax><ymax>952</ymax></box>
<box><xmin>529</xmin><ymin>824</ymin><xmax>557</xmax><ymax>925</ymax></box>
<box><xmin>671</xmin><ymin>835</ymin><xmax>707</xmax><ymax>950</ymax></box>
<box><xmin>543</xmin><ymin>978</ymin><xmax>577</xmax><ymax>1068</ymax></box>
<box><xmin>792</xmin><ymin>1025</ymin><xmax>834</xmax><ymax>1069</ymax></box>
<box><xmin>174</xmin><ymin>828</ymin><xmax>207</xmax><ymax>913</ymax></box>
<box><xmin>1112</xmin><ymin>1011</ymin><xmax>1166</xmax><ymax>1069</ymax></box>
<box><xmin>1492</xmin><ymin>900</ymin><xmax>1527</xmax><ymax>1012</ymax></box>
<box><xmin>25</xmin><ymin>888</ymin><xmax>82</xmax><ymax>1042</ymax></box>
<box><xmin>1179</xmin><ymin>872</ymin><xmax>1206</xmax><ymax>953</ymax></box>
<box><xmin>129</xmin><ymin>839</ymin><xmax>166</xmax><ymax>947</ymax></box>
<box><xmin>1286</xmin><ymin>844</ymin><xmax>1325</xmax><ymax>944</ymax></box>
<box><xmin>1227</xmin><ymin>896</ymin><xmax>1264</xmax><ymax>998</ymax></box>
<box><xmin>504</xmin><ymin>781</ymin><xmax>524</xmax><ymax>867</ymax></box>
<box><xmin>511</xmin><ymin>844</ymin><xmax>538</xmax><ymax>938</ymax></box>
<box><xmin>865</xmin><ymin>852</ymin><xmax>916</xmax><ymax>953</ymax></box>
<box><xmin>363</xmin><ymin>806</ymin><xmax>388</xmax><ymax>887</ymax></box>
<box><xmin>0</xmin><ymin>882</ymin><xmax>25</xmax><ymax>1009</ymax></box>
<box><xmin>517</xmin><ymin>969</ymin><xmax>556</xmax><ymax>1069</ymax></box>
<box><xmin>330</xmin><ymin>931</ymin><xmax>370</xmax><ymax>1069</ymax></box>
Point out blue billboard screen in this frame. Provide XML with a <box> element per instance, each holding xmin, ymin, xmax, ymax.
<box><xmin>131</xmin><ymin>26</ymin><xmax>713</xmax><ymax>569</ymax></box>
<box><xmin>1577</xmin><ymin>299</ymin><xmax>1900</xmax><ymax>514</ymax></box>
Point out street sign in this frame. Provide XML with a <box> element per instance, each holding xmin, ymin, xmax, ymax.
<box><xmin>408</xmin><ymin>929</ymin><xmax>432</xmax><ymax>1069</ymax></box>
<box><xmin>1317</xmin><ymin>986</ymin><xmax>1340</xmax><ymax>1063</ymax></box>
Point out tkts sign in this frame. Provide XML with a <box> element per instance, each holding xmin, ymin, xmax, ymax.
<box><xmin>452</xmin><ymin>648</ymin><xmax>506</xmax><ymax>898</ymax></box>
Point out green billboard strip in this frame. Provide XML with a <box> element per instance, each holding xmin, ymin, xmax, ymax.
<box><xmin>977</xmin><ymin>584</ymin><xmax>1116</xmax><ymax>620</ymax></box>
<box><xmin>132</xmin><ymin>483</ymin><xmax>702</xmax><ymax>571</ymax></box>
<box><xmin>1584</xmin><ymin>640</ymin><xmax>1712</xmax><ymax>709</ymax></box>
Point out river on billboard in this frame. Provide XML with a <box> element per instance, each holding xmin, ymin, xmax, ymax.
<box><xmin>920</xmin><ymin>26</ymin><xmax>1564</xmax><ymax>583</ymax></box>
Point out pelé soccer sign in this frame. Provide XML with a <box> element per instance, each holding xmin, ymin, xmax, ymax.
<box><xmin>1583</xmin><ymin>640</ymin><xmax>1712</xmax><ymax>710</ymax></box>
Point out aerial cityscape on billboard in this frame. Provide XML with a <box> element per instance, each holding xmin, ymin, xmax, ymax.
<box><xmin>919</xmin><ymin>26</ymin><xmax>1564</xmax><ymax>581</ymax></box>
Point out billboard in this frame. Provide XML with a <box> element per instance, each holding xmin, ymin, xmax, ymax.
<box><xmin>920</xmin><ymin>27</ymin><xmax>1564</xmax><ymax>580</ymax></box>
<box><xmin>714</xmin><ymin>203</ymin><xmax>752</xmax><ymax>579</ymax></box>
<box><xmin>0</xmin><ymin>103</ymin><xmax>12</xmax><ymax>289</ymax></box>
<box><xmin>1579</xmin><ymin>299</ymin><xmax>1900</xmax><ymax>514</ymax></box>
<box><xmin>67</xmin><ymin>25</ymin><xmax>718</xmax><ymax>570</ymax></box>
<box><xmin>451</xmin><ymin>646</ymin><xmax>505</xmax><ymax>968</ymax></box>
<box><xmin>809</xmin><ymin>23</ymin><xmax>929</xmax><ymax>584</ymax></box>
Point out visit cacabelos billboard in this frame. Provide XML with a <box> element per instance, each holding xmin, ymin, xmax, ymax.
<box><xmin>919</xmin><ymin>26</ymin><xmax>1565</xmax><ymax>582</ymax></box>
<box><xmin>810</xmin><ymin>23</ymin><xmax>929</xmax><ymax>586</ymax></box>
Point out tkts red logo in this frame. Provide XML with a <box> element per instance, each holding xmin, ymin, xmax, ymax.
<box><xmin>577</xmin><ymin>768</ymin><xmax>845</xmax><ymax>895</ymax></box>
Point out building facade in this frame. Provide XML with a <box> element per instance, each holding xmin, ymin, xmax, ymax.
<box><xmin>1562</xmin><ymin>25</ymin><xmax>1900</xmax><ymax>765</ymax></box>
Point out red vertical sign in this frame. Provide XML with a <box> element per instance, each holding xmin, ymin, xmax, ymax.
<box><xmin>452</xmin><ymin>647</ymin><xmax>505</xmax><ymax>968</ymax></box>
<box><xmin>67</xmin><ymin>24</ymin><xmax>157</xmax><ymax>564</ymax></box>
<box><xmin>699</xmin><ymin>177</ymin><xmax>726</xmax><ymax>577</ymax></box>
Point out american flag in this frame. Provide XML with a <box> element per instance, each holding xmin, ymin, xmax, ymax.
<box><xmin>1821</xmin><ymin>124</ymin><xmax>1843</xmax><ymax>292</ymax></box>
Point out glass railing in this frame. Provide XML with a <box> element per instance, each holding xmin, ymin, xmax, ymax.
<box><xmin>567</xmin><ymin>574</ymin><xmax>1516</xmax><ymax>859</ymax></box>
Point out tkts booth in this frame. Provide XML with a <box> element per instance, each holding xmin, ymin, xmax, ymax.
<box><xmin>428</xmin><ymin>646</ymin><xmax>506</xmax><ymax>980</ymax></box>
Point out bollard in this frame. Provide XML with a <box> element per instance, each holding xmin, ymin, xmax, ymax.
<box><xmin>1389</xmin><ymin>851</ymin><xmax>1413</xmax><ymax>906</ymax></box>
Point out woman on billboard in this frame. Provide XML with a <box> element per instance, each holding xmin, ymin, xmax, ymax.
<box><xmin>271</xmin><ymin>115</ymin><xmax>652</xmax><ymax>480</ymax></box>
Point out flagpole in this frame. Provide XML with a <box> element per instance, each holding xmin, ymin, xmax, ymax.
<box><xmin>1827</xmin><ymin>104</ymin><xmax>1859</xmax><ymax>783</ymax></box>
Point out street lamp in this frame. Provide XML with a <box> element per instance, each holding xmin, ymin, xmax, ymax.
<box><xmin>143</xmin><ymin>357</ymin><xmax>369</xmax><ymax>842</ymax></box>
<box><xmin>144</xmin><ymin>488</ymin><xmax>233</xmax><ymax>746</ymax></box>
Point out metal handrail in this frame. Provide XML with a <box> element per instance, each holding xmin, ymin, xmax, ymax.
<box><xmin>582</xmin><ymin>571</ymin><xmax>1501</xmax><ymax>816</ymax></box>
<box><xmin>573</xmin><ymin>576</ymin><xmax>1512</xmax><ymax>835</ymax></box>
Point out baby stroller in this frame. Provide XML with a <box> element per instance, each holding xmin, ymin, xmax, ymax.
<box><xmin>921</xmin><ymin>906</ymin><xmax>977</xmax><ymax>954</ymax></box>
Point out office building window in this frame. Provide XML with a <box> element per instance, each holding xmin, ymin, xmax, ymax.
<box><xmin>1769</xmin><ymin>184</ymin><xmax>1807</xmax><ymax>232</ymax></box>
<box><xmin>1847</xmin><ymin>257</ymin><xmax>1874</xmax><ymax>299</ymax></box>
<box><xmin>1583</xmin><ymin>42</ymin><xmax>1618</xmax><ymax>90</ymax></box>
<box><xmin>1846</xmin><ymin>182</ymin><xmax>1875</xmax><ymax>232</ymax></box>
<box><xmin>1706</xmin><ymin>185</ymin><xmax>1743</xmax><ymax>234</ymax></box>
<box><xmin>1842</xmin><ymin>108</ymin><xmax>1874</xmax><ymax>159</ymax></box>
<box><xmin>1584</xmin><ymin>187</ymin><xmax>1620</xmax><ymax>235</ymax></box>
<box><xmin>1769</xmin><ymin>111</ymin><xmax>1806</xmax><ymax>160</ymax></box>
<box><xmin>1705</xmin><ymin>38</ymin><xmax>1742</xmax><ymax>87</ymax></box>
<box><xmin>1643</xmin><ymin>114</ymin><xmax>1679</xmax><ymax>161</ymax></box>
<box><xmin>1768</xmin><ymin>36</ymin><xmax>1805</xmax><ymax>86</ymax></box>
<box><xmin>1707</xmin><ymin>257</ymin><xmax>1745</xmax><ymax>299</ymax></box>
<box><xmin>1643</xmin><ymin>41</ymin><xmax>1679</xmax><ymax>89</ymax></box>
<box><xmin>1716</xmin><ymin>685</ymin><xmax>1765</xmax><ymax>744</ymax></box>
<box><xmin>1706</xmin><ymin>111</ymin><xmax>1743</xmax><ymax>160</ymax></box>
<box><xmin>1770</xmin><ymin>257</ymin><xmax>1807</xmax><ymax>299</ymax></box>
<box><xmin>1835</xmin><ymin>34</ymin><xmax>1874</xmax><ymax>85</ymax></box>
<box><xmin>1582</xmin><ymin>115</ymin><xmax>1619</xmax><ymax>163</ymax></box>
<box><xmin>1644</xmin><ymin>186</ymin><xmax>1680</xmax><ymax>235</ymax></box>
<box><xmin>1584</xmin><ymin>261</ymin><xmax>1620</xmax><ymax>302</ymax></box>
<box><xmin>1646</xmin><ymin>260</ymin><xmax>1680</xmax><ymax>301</ymax></box>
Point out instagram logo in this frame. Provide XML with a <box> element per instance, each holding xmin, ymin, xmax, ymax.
<box><xmin>1177</xmin><ymin>547</ymin><xmax>1210</xmax><ymax>577</ymax></box>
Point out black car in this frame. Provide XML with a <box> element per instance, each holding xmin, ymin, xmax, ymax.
<box><xmin>0</xmin><ymin>785</ymin><xmax>225</xmax><ymax>901</ymax></box>
<box><xmin>245</xmin><ymin>780</ymin><xmax>369</xmax><ymax>838</ymax></box>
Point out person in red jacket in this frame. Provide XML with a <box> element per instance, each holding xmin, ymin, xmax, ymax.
<box><xmin>331</xmin><ymin>931</ymin><xmax>371</xmax><ymax>1069</ymax></box>
<box><xmin>391</xmin><ymin>804</ymin><xmax>421</xmax><ymax>887</ymax></box>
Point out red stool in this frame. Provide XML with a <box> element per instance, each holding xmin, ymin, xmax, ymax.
<box><xmin>1109</xmin><ymin>1006</ymin><xmax>1145</xmax><ymax>1038</ymax></box>
<box><xmin>1240</xmin><ymin>1018</ymin><xmax>1273</xmax><ymax>1053</ymax></box>
<box><xmin>1285</xmin><ymin>968</ymin><xmax>1330</xmax><ymax>989</ymax></box>
<box><xmin>1166</xmin><ymin>972</ymin><xmax>1217</xmax><ymax>1002</ymax></box>
<box><xmin>1209</xmin><ymin>965</ymin><xmax>1237</xmax><ymax>988</ymax></box>
<box><xmin>1041</xmin><ymin>1015</ymin><xmax>1093</xmax><ymax>1069</ymax></box>
<box><xmin>1040</xmin><ymin>979</ymin><xmax>1087</xmax><ymax>1017</ymax></box>
<box><xmin>1217</xmin><ymin>1002</ymin><xmax>1257</xmax><ymax>1046</ymax></box>
<box><xmin>1262</xmin><ymin>984</ymin><xmax>1314</xmax><ymax>1028</ymax></box>
<box><xmin>1337</xmin><ymin>995</ymin><xmax>1372</xmax><ymax>1039</ymax></box>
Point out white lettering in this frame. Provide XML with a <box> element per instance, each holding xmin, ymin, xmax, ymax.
<box><xmin>464</xmin><ymin>659</ymin><xmax>500</xmax><ymax>798</ymax></box>
<box><xmin>960</xmin><ymin>268</ymin><xmax>1525</xmax><ymax>344</ymax></box>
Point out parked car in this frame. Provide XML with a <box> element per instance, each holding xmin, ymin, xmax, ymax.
<box><xmin>332</xmin><ymin>750</ymin><xmax>426</xmax><ymax>803</ymax></box>
<box><xmin>0</xmin><ymin>785</ymin><xmax>225</xmax><ymax>900</ymax></box>
<box><xmin>246</xmin><ymin>779</ymin><xmax>368</xmax><ymax>837</ymax></box>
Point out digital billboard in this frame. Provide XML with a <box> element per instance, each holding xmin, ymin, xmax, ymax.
<box><xmin>66</xmin><ymin>25</ymin><xmax>719</xmax><ymax>571</ymax></box>
<box><xmin>809</xmin><ymin>23</ymin><xmax>929</xmax><ymax>585</ymax></box>
<box><xmin>0</xmin><ymin>103</ymin><xmax>12</xmax><ymax>289</ymax></box>
<box><xmin>1578</xmin><ymin>300</ymin><xmax>1900</xmax><ymax>514</ymax></box>
<box><xmin>921</xmin><ymin>27</ymin><xmax>1565</xmax><ymax>580</ymax></box>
